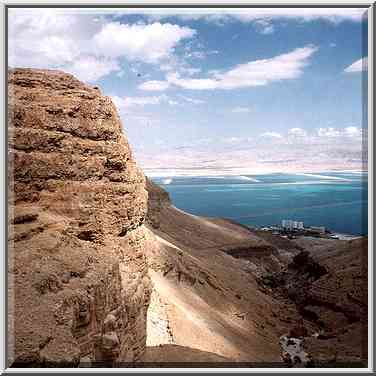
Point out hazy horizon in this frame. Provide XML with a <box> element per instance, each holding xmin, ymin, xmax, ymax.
<box><xmin>9</xmin><ymin>7</ymin><xmax>368</xmax><ymax>173</ymax></box>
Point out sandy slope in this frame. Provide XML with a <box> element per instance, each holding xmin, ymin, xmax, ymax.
<box><xmin>140</xmin><ymin>344</ymin><xmax>232</xmax><ymax>364</ymax></box>
<box><xmin>143</xmin><ymin>180</ymin><xmax>368</xmax><ymax>366</ymax></box>
<box><xmin>144</xmin><ymin>203</ymin><xmax>302</xmax><ymax>364</ymax></box>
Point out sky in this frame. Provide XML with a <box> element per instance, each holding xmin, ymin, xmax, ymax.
<box><xmin>8</xmin><ymin>8</ymin><xmax>369</xmax><ymax>175</ymax></box>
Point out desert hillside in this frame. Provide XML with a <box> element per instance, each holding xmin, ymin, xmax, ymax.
<box><xmin>7</xmin><ymin>69</ymin><xmax>368</xmax><ymax>368</ymax></box>
<box><xmin>143</xmin><ymin>179</ymin><xmax>368</xmax><ymax>366</ymax></box>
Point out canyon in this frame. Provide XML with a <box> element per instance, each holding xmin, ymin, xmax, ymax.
<box><xmin>7</xmin><ymin>69</ymin><xmax>368</xmax><ymax>368</ymax></box>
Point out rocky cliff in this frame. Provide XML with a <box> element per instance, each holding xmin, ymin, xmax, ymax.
<box><xmin>8</xmin><ymin>69</ymin><xmax>151</xmax><ymax>366</ymax></box>
<box><xmin>145</xmin><ymin>178</ymin><xmax>170</xmax><ymax>229</ymax></box>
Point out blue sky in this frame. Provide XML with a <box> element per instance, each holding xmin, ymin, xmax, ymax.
<box><xmin>9</xmin><ymin>8</ymin><xmax>368</xmax><ymax>174</ymax></box>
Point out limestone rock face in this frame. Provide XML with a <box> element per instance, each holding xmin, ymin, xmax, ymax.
<box><xmin>8</xmin><ymin>68</ymin><xmax>151</xmax><ymax>366</ymax></box>
<box><xmin>145</xmin><ymin>178</ymin><xmax>171</xmax><ymax>229</ymax></box>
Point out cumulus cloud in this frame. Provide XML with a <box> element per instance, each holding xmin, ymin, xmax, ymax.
<box><xmin>317</xmin><ymin>127</ymin><xmax>341</xmax><ymax>137</ymax></box>
<box><xmin>65</xmin><ymin>56</ymin><xmax>120</xmax><ymax>82</ymax></box>
<box><xmin>315</xmin><ymin>126</ymin><xmax>363</xmax><ymax>139</ymax></box>
<box><xmin>8</xmin><ymin>9</ymin><xmax>196</xmax><ymax>82</ymax></box>
<box><xmin>111</xmin><ymin>94</ymin><xmax>179</xmax><ymax>111</ymax></box>
<box><xmin>222</xmin><ymin>137</ymin><xmax>243</xmax><ymax>144</ymax></box>
<box><xmin>179</xmin><ymin>95</ymin><xmax>206</xmax><ymax>104</ymax></box>
<box><xmin>140</xmin><ymin>46</ymin><xmax>317</xmax><ymax>91</ymax></box>
<box><xmin>344</xmin><ymin>126</ymin><xmax>363</xmax><ymax>137</ymax></box>
<box><xmin>228</xmin><ymin>8</ymin><xmax>365</xmax><ymax>23</ymax></box>
<box><xmin>260</xmin><ymin>132</ymin><xmax>283</xmax><ymax>139</ymax></box>
<box><xmin>344</xmin><ymin>57</ymin><xmax>368</xmax><ymax>73</ymax></box>
<box><xmin>138</xmin><ymin>80</ymin><xmax>171</xmax><ymax>91</ymax></box>
<box><xmin>254</xmin><ymin>19</ymin><xmax>275</xmax><ymax>34</ymax></box>
<box><xmin>93</xmin><ymin>22</ymin><xmax>195</xmax><ymax>63</ymax></box>
<box><xmin>9</xmin><ymin>9</ymin><xmax>84</xmax><ymax>68</ymax></box>
<box><xmin>141</xmin><ymin>7</ymin><xmax>365</xmax><ymax>23</ymax></box>
<box><xmin>123</xmin><ymin>96</ymin><xmax>164</xmax><ymax>107</ymax></box>
<box><xmin>135</xmin><ymin>124</ymin><xmax>365</xmax><ymax>172</ymax></box>
<box><xmin>259</xmin><ymin>126</ymin><xmax>363</xmax><ymax>143</ymax></box>
<box><xmin>144</xmin><ymin>8</ymin><xmax>365</xmax><ymax>34</ymax></box>
<box><xmin>288</xmin><ymin>127</ymin><xmax>307</xmax><ymax>137</ymax></box>
<box><xmin>184</xmin><ymin>50</ymin><xmax>219</xmax><ymax>60</ymax></box>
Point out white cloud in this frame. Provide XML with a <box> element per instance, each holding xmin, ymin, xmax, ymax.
<box><xmin>232</xmin><ymin>107</ymin><xmax>251</xmax><ymax>113</ymax></box>
<box><xmin>8</xmin><ymin>9</ymin><xmax>115</xmax><ymax>82</ymax></box>
<box><xmin>317</xmin><ymin>127</ymin><xmax>341</xmax><ymax>137</ymax></box>
<box><xmin>254</xmin><ymin>19</ymin><xmax>275</xmax><ymax>34</ymax></box>
<box><xmin>211</xmin><ymin>45</ymin><xmax>317</xmax><ymax>89</ymax></box>
<box><xmin>144</xmin><ymin>8</ymin><xmax>365</xmax><ymax>36</ymax></box>
<box><xmin>257</xmin><ymin>126</ymin><xmax>363</xmax><ymax>143</ymax></box>
<box><xmin>184</xmin><ymin>50</ymin><xmax>219</xmax><ymax>60</ymax></box>
<box><xmin>153</xmin><ymin>46</ymin><xmax>317</xmax><ymax>90</ymax></box>
<box><xmin>167</xmin><ymin>72</ymin><xmax>218</xmax><ymax>90</ymax></box>
<box><xmin>130</xmin><ymin>66</ymin><xmax>139</xmax><ymax>74</ymax></box>
<box><xmin>8</xmin><ymin>12</ymin><xmax>120</xmax><ymax>82</ymax></box>
<box><xmin>182</xmin><ymin>67</ymin><xmax>202</xmax><ymax>76</ymax></box>
<box><xmin>9</xmin><ymin>9</ymin><xmax>84</xmax><ymax>68</ymax></box>
<box><xmin>65</xmin><ymin>56</ymin><xmax>120</xmax><ymax>82</ymax></box>
<box><xmin>136</xmin><ymin>123</ymin><xmax>365</xmax><ymax>172</ymax></box>
<box><xmin>229</xmin><ymin>8</ymin><xmax>365</xmax><ymax>23</ymax></box>
<box><xmin>123</xmin><ymin>96</ymin><xmax>163</xmax><ymax>107</ymax></box>
<box><xmin>93</xmin><ymin>22</ymin><xmax>196</xmax><ymax>63</ymax></box>
<box><xmin>222</xmin><ymin>137</ymin><xmax>243</xmax><ymax>144</ymax></box>
<box><xmin>146</xmin><ymin>50</ymin><xmax>203</xmax><ymax>81</ymax></box>
<box><xmin>138</xmin><ymin>80</ymin><xmax>171</xmax><ymax>91</ymax></box>
<box><xmin>168</xmin><ymin>99</ymin><xmax>179</xmax><ymax>105</ymax></box>
<box><xmin>8</xmin><ymin>9</ymin><xmax>197</xmax><ymax>82</ymax></box>
<box><xmin>317</xmin><ymin>126</ymin><xmax>363</xmax><ymax>138</ymax></box>
<box><xmin>144</xmin><ymin>8</ymin><xmax>365</xmax><ymax>28</ymax></box>
<box><xmin>160</xmin><ymin>63</ymin><xmax>175</xmax><ymax>72</ymax></box>
<box><xmin>344</xmin><ymin>57</ymin><xmax>368</xmax><ymax>73</ymax></box>
<box><xmin>180</xmin><ymin>96</ymin><xmax>206</xmax><ymax>104</ymax></box>
<box><xmin>260</xmin><ymin>132</ymin><xmax>283</xmax><ymax>139</ymax></box>
<box><xmin>260</xmin><ymin>24</ymin><xmax>275</xmax><ymax>35</ymax></box>
<box><xmin>344</xmin><ymin>126</ymin><xmax>363</xmax><ymax>137</ymax></box>
<box><xmin>38</xmin><ymin>36</ymin><xmax>80</xmax><ymax>66</ymax></box>
<box><xmin>288</xmin><ymin>127</ymin><xmax>307</xmax><ymax>137</ymax></box>
<box><xmin>185</xmin><ymin>51</ymin><xmax>206</xmax><ymax>59</ymax></box>
<box><xmin>111</xmin><ymin>94</ymin><xmax>178</xmax><ymax>110</ymax></box>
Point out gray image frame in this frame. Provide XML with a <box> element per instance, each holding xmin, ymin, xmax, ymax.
<box><xmin>2</xmin><ymin>2</ymin><xmax>374</xmax><ymax>374</ymax></box>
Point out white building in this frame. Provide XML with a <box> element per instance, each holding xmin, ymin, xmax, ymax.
<box><xmin>282</xmin><ymin>219</ymin><xmax>304</xmax><ymax>230</ymax></box>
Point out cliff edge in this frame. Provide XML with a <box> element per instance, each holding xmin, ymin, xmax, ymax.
<box><xmin>8</xmin><ymin>68</ymin><xmax>151</xmax><ymax>366</ymax></box>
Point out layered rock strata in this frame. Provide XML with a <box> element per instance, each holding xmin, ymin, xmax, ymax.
<box><xmin>8</xmin><ymin>69</ymin><xmax>151</xmax><ymax>366</ymax></box>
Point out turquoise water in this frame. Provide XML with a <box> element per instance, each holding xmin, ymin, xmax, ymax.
<box><xmin>151</xmin><ymin>172</ymin><xmax>368</xmax><ymax>236</ymax></box>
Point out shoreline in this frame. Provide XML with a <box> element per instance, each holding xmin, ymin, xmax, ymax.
<box><xmin>250</xmin><ymin>224</ymin><xmax>365</xmax><ymax>240</ymax></box>
<box><xmin>145</xmin><ymin>169</ymin><xmax>368</xmax><ymax>178</ymax></box>
<box><xmin>149</xmin><ymin>173</ymin><xmax>368</xmax><ymax>239</ymax></box>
